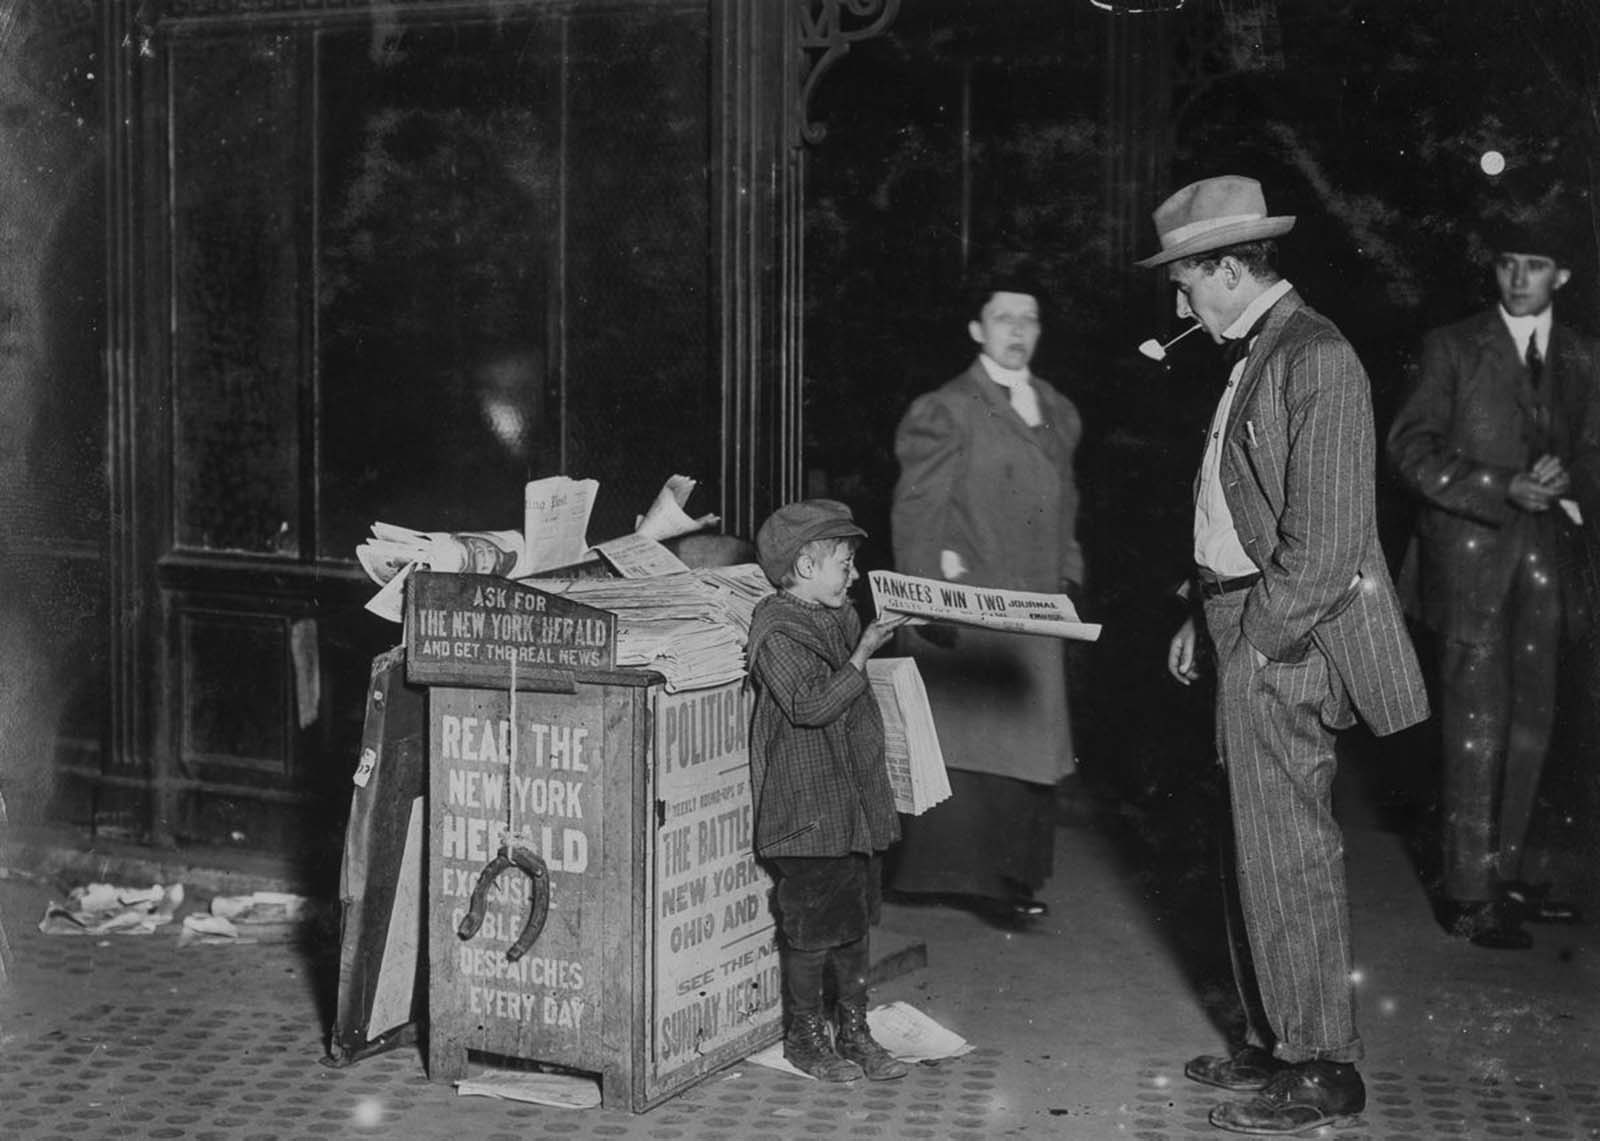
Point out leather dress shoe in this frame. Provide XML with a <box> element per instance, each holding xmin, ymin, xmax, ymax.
<box><xmin>1441</xmin><ymin>900</ymin><xmax>1532</xmax><ymax>950</ymax></box>
<box><xmin>969</xmin><ymin>894</ymin><xmax>1048</xmax><ymax>929</ymax></box>
<box><xmin>1184</xmin><ymin>1045</ymin><xmax>1285</xmax><ymax>1092</ymax></box>
<box><xmin>1209</xmin><ymin>1060</ymin><xmax>1365</xmax><ymax>1135</ymax></box>
<box><xmin>1502</xmin><ymin>880</ymin><xmax>1583</xmax><ymax>925</ymax></box>
<box><xmin>1008</xmin><ymin>894</ymin><xmax>1048</xmax><ymax>919</ymax></box>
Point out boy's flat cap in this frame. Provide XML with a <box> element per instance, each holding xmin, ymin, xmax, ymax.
<box><xmin>755</xmin><ymin>499</ymin><xmax>866</xmax><ymax>586</ymax></box>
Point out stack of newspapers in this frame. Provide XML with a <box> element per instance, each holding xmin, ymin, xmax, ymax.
<box><xmin>866</xmin><ymin>657</ymin><xmax>950</xmax><ymax>816</ymax></box>
<box><xmin>530</xmin><ymin>564</ymin><xmax>773</xmax><ymax>693</ymax></box>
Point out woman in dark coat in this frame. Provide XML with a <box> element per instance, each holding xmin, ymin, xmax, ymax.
<box><xmin>888</xmin><ymin>279</ymin><xmax>1083</xmax><ymax>923</ymax></box>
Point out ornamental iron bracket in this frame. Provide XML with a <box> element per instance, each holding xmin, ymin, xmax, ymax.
<box><xmin>795</xmin><ymin>0</ymin><xmax>900</xmax><ymax>147</ymax></box>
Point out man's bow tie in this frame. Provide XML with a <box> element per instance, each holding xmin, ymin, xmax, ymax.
<box><xmin>1221</xmin><ymin>335</ymin><xmax>1253</xmax><ymax>370</ymax></box>
<box><xmin>1220</xmin><ymin>310</ymin><xmax>1273</xmax><ymax>371</ymax></box>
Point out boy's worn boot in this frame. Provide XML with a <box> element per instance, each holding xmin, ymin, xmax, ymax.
<box><xmin>831</xmin><ymin>939</ymin><xmax>910</xmax><ymax>1081</ymax></box>
<box><xmin>783</xmin><ymin>948</ymin><xmax>862</xmax><ymax>1082</ymax></box>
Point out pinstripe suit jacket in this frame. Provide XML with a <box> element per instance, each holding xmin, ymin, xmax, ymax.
<box><xmin>1218</xmin><ymin>289</ymin><xmax>1430</xmax><ymax>737</ymax></box>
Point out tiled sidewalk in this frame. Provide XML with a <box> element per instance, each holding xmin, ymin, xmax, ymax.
<box><xmin>2</xmin><ymin>775</ymin><xmax>1597</xmax><ymax>1140</ymax></box>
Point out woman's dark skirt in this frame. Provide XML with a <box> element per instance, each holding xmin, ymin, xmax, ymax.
<box><xmin>887</xmin><ymin>769</ymin><xmax>1057</xmax><ymax>900</ymax></box>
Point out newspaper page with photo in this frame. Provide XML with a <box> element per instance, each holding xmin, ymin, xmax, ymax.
<box><xmin>868</xmin><ymin>570</ymin><xmax>1101</xmax><ymax>641</ymax></box>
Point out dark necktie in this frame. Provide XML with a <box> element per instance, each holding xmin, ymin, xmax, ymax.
<box><xmin>1523</xmin><ymin>330</ymin><xmax>1551</xmax><ymax>453</ymax></box>
<box><xmin>1220</xmin><ymin>309</ymin><xmax>1273</xmax><ymax>372</ymax></box>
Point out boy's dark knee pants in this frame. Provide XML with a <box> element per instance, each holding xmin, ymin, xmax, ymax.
<box><xmin>772</xmin><ymin>854</ymin><xmax>878</xmax><ymax>950</ymax></box>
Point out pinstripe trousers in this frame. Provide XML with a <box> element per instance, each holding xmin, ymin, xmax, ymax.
<box><xmin>1205</xmin><ymin>590</ymin><xmax>1362</xmax><ymax>1064</ymax></box>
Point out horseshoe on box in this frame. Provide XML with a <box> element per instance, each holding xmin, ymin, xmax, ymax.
<box><xmin>456</xmin><ymin>841</ymin><xmax>551</xmax><ymax>963</ymax></box>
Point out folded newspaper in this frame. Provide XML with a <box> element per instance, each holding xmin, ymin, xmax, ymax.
<box><xmin>869</xmin><ymin>570</ymin><xmax>1101</xmax><ymax>641</ymax></box>
<box><xmin>867</xmin><ymin>657</ymin><xmax>950</xmax><ymax>815</ymax></box>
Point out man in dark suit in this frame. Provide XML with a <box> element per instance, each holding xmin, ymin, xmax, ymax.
<box><xmin>1388</xmin><ymin>213</ymin><xmax>1600</xmax><ymax>950</ymax></box>
<box><xmin>1141</xmin><ymin>176</ymin><xmax>1430</xmax><ymax>1136</ymax></box>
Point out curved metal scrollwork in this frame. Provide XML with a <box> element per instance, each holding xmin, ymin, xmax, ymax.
<box><xmin>796</xmin><ymin>0</ymin><xmax>901</xmax><ymax>147</ymax></box>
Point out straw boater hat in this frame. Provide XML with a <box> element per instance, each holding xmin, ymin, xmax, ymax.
<box><xmin>1135</xmin><ymin>175</ymin><xmax>1296</xmax><ymax>268</ymax></box>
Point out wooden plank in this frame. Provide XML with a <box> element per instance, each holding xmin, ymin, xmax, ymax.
<box><xmin>329</xmin><ymin>647</ymin><xmax>427</xmax><ymax>1066</ymax></box>
<box><xmin>427</xmin><ymin>683</ymin><xmax>613</xmax><ymax>1079</ymax></box>
<box><xmin>641</xmin><ymin>680</ymin><xmax>782</xmax><ymax>1108</ymax></box>
<box><xmin>597</xmin><ymin>684</ymin><xmax>645</xmax><ymax>1111</ymax></box>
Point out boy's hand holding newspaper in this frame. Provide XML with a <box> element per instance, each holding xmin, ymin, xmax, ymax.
<box><xmin>850</xmin><ymin>612</ymin><xmax>914</xmax><ymax>673</ymax></box>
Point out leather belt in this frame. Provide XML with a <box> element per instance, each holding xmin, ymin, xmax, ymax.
<box><xmin>1197</xmin><ymin>571</ymin><xmax>1261</xmax><ymax>598</ymax></box>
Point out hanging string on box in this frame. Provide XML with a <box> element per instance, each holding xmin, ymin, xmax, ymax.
<box><xmin>456</xmin><ymin>650</ymin><xmax>551</xmax><ymax>962</ymax></box>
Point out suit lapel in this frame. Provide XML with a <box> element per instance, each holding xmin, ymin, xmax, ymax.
<box><xmin>1471</xmin><ymin>310</ymin><xmax>1518</xmax><ymax>374</ymax></box>
<box><xmin>1547</xmin><ymin>323</ymin><xmax>1585</xmax><ymax>450</ymax></box>
<box><xmin>1223</xmin><ymin>289</ymin><xmax>1303</xmax><ymax>441</ymax></box>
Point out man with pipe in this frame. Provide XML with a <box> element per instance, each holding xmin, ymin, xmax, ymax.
<box><xmin>1140</xmin><ymin>175</ymin><xmax>1429</xmax><ymax>1135</ymax></box>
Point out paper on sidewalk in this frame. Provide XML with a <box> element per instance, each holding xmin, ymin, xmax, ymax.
<box><xmin>38</xmin><ymin>882</ymin><xmax>185</xmax><ymax>936</ymax></box>
<box><xmin>747</xmin><ymin>1001</ymin><xmax>971</xmax><ymax>1077</ymax></box>
<box><xmin>869</xmin><ymin>570</ymin><xmax>1101</xmax><ymax>642</ymax></box>
<box><xmin>179</xmin><ymin>891</ymin><xmax>310</xmax><ymax>946</ymax></box>
<box><xmin>454</xmin><ymin>1069</ymin><xmax>601</xmax><ymax>1108</ymax></box>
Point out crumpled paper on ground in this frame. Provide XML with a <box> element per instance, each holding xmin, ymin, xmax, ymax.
<box><xmin>747</xmin><ymin>1000</ymin><xmax>972</xmax><ymax>1078</ymax></box>
<box><xmin>179</xmin><ymin>891</ymin><xmax>308</xmax><ymax>946</ymax></box>
<box><xmin>38</xmin><ymin>882</ymin><xmax>185</xmax><ymax>936</ymax></box>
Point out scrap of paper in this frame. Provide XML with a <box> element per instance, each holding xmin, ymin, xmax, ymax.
<box><xmin>592</xmin><ymin>532</ymin><xmax>691</xmax><ymax>578</ymax></box>
<box><xmin>634</xmin><ymin>474</ymin><xmax>719</xmax><ymax>542</ymax></box>
<box><xmin>179</xmin><ymin>891</ymin><xmax>310</xmax><ymax>946</ymax></box>
<box><xmin>38</xmin><ymin>882</ymin><xmax>185</xmax><ymax>936</ymax></box>
<box><xmin>454</xmin><ymin>1070</ymin><xmax>601</xmax><ymax>1108</ymax></box>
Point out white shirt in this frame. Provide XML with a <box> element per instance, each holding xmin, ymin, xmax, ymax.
<box><xmin>977</xmin><ymin>352</ymin><xmax>1042</xmax><ymax>427</ymax></box>
<box><xmin>1193</xmin><ymin>279</ymin><xmax>1294</xmax><ymax>577</ymax></box>
<box><xmin>1498</xmin><ymin>305</ymin><xmax>1552</xmax><ymax>361</ymax></box>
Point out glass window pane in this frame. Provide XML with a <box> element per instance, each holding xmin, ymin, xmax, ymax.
<box><xmin>565</xmin><ymin>9</ymin><xmax>714</xmax><ymax>540</ymax></box>
<box><xmin>317</xmin><ymin>20</ymin><xmax>562</xmax><ymax>553</ymax></box>
<box><xmin>171</xmin><ymin>35</ymin><xmax>303</xmax><ymax>556</ymax></box>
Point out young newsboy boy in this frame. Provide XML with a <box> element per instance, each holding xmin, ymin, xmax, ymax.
<box><xmin>745</xmin><ymin>499</ymin><xmax>911</xmax><ymax>1082</ymax></box>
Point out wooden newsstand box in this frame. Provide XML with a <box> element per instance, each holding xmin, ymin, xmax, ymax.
<box><xmin>406</xmin><ymin>572</ymin><xmax>780</xmax><ymax>1111</ymax></box>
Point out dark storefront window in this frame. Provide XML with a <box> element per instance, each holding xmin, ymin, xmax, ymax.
<box><xmin>146</xmin><ymin>3</ymin><xmax>716</xmax><ymax>849</ymax></box>
<box><xmin>171</xmin><ymin>34</ymin><xmax>305</xmax><ymax>556</ymax></box>
<box><xmin>164</xmin><ymin>7</ymin><xmax>713</xmax><ymax>565</ymax></box>
<box><xmin>562</xmin><ymin>11</ymin><xmax>713</xmax><ymax>541</ymax></box>
<box><xmin>317</xmin><ymin>19</ymin><xmax>563</xmax><ymax>548</ymax></box>
<box><xmin>313</xmin><ymin>8</ymin><xmax>713</xmax><ymax>558</ymax></box>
